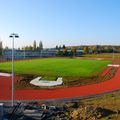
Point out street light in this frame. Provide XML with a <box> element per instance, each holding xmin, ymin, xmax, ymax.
<box><xmin>9</xmin><ymin>33</ymin><xmax>19</xmax><ymax>106</ymax></box>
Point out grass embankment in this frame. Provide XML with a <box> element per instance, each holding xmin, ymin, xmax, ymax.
<box><xmin>63</xmin><ymin>90</ymin><xmax>120</xmax><ymax>120</ymax></box>
<box><xmin>83</xmin><ymin>53</ymin><xmax>120</xmax><ymax>59</ymax></box>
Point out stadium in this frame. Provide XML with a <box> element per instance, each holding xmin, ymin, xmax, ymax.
<box><xmin>0</xmin><ymin>52</ymin><xmax>120</xmax><ymax>100</ymax></box>
<box><xmin>0</xmin><ymin>0</ymin><xmax>120</xmax><ymax>119</ymax></box>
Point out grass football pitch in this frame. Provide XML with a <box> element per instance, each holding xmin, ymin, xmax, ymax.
<box><xmin>0</xmin><ymin>58</ymin><xmax>111</xmax><ymax>77</ymax></box>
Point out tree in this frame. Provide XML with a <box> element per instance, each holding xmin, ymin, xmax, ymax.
<box><xmin>29</xmin><ymin>46</ymin><xmax>33</xmax><ymax>50</ymax></box>
<box><xmin>25</xmin><ymin>46</ymin><xmax>29</xmax><ymax>50</ymax></box>
<box><xmin>56</xmin><ymin>50</ymin><xmax>63</xmax><ymax>56</ymax></box>
<box><xmin>59</xmin><ymin>45</ymin><xmax>62</xmax><ymax>49</ymax></box>
<box><xmin>83</xmin><ymin>46</ymin><xmax>89</xmax><ymax>54</ymax></box>
<box><xmin>39</xmin><ymin>41</ymin><xmax>43</xmax><ymax>51</ymax></box>
<box><xmin>62</xmin><ymin>44</ymin><xmax>66</xmax><ymax>49</ymax></box>
<box><xmin>63</xmin><ymin>48</ymin><xmax>68</xmax><ymax>56</ymax></box>
<box><xmin>33</xmin><ymin>40</ymin><xmax>37</xmax><ymax>50</ymax></box>
<box><xmin>71</xmin><ymin>48</ymin><xmax>76</xmax><ymax>57</ymax></box>
<box><xmin>88</xmin><ymin>46</ymin><xmax>92</xmax><ymax>54</ymax></box>
<box><xmin>0</xmin><ymin>41</ymin><xmax>3</xmax><ymax>56</ymax></box>
<box><xmin>56</xmin><ymin>45</ymin><xmax>58</xmax><ymax>49</ymax></box>
<box><xmin>96</xmin><ymin>45</ymin><xmax>102</xmax><ymax>53</ymax></box>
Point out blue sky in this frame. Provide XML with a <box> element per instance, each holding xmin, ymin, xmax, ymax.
<box><xmin>0</xmin><ymin>0</ymin><xmax>120</xmax><ymax>48</ymax></box>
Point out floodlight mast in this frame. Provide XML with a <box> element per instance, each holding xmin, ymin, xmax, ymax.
<box><xmin>9</xmin><ymin>33</ymin><xmax>19</xmax><ymax>106</ymax></box>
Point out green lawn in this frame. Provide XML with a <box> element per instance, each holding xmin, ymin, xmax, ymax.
<box><xmin>0</xmin><ymin>58</ymin><xmax>111</xmax><ymax>77</ymax></box>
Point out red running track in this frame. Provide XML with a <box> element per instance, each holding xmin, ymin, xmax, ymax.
<box><xmin>101</xmin><ymin>66</ymin><xmax>113</xmax><ymax>77</ymax></box>
<box><xmin>0</xmin><ymin>67</ymin><xmax>120</xmax><ymax>101</ymax></box>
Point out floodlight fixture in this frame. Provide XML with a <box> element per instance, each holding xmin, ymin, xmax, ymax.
<box><xmin>9</xmin><ymin>33</ymin><xmax>19</xmax><ymax>106</ymax></box>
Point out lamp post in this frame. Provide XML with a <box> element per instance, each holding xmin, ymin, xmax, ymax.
<box><xmin>9</xmin><ymin>33</ymin><xmax>19</xmax><ymax>106</ymax></box>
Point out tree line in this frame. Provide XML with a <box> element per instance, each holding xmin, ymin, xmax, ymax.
<box><xmin>21</xmin><ymin>40</ymin><xmax>43</xmax><ymax>51</ymax></box>
<box><xmin>55</xmin><ymin>44</ymin><xmax>120</xmax><ymax>57</ymax></box>
<box><xmin>1</xmin><ymin>40</ymin><xmax>120</xmax><ymax>57</ymax></box>
<box><xmin>3</xmin><ymin>40</ymin><xmax>43</xmax><ymax>51</ymax></box>
<box><xmin>55</xmin><ymin>45</ymin><xmax>77</xmax><ymax>57</ymax></box>
<box><xmin>82</xmin><ymin>45</ymin><xmax>120</xmax><ymax>54</ymax></box>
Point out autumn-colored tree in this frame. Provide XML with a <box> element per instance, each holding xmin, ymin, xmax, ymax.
<box><xmin>83</xmin><ymin>46</ymin><xmax>89</xmax><ymax>54</ymax></box>
<box><xmin>71</xmin><ymin>48</ymin><xmax>76</xmax><ymax>57</ymax></box>
<box><xmin>63</xmin><ymin>48</ymin><xmax>68</xmax><ymax>56</ymax></box>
